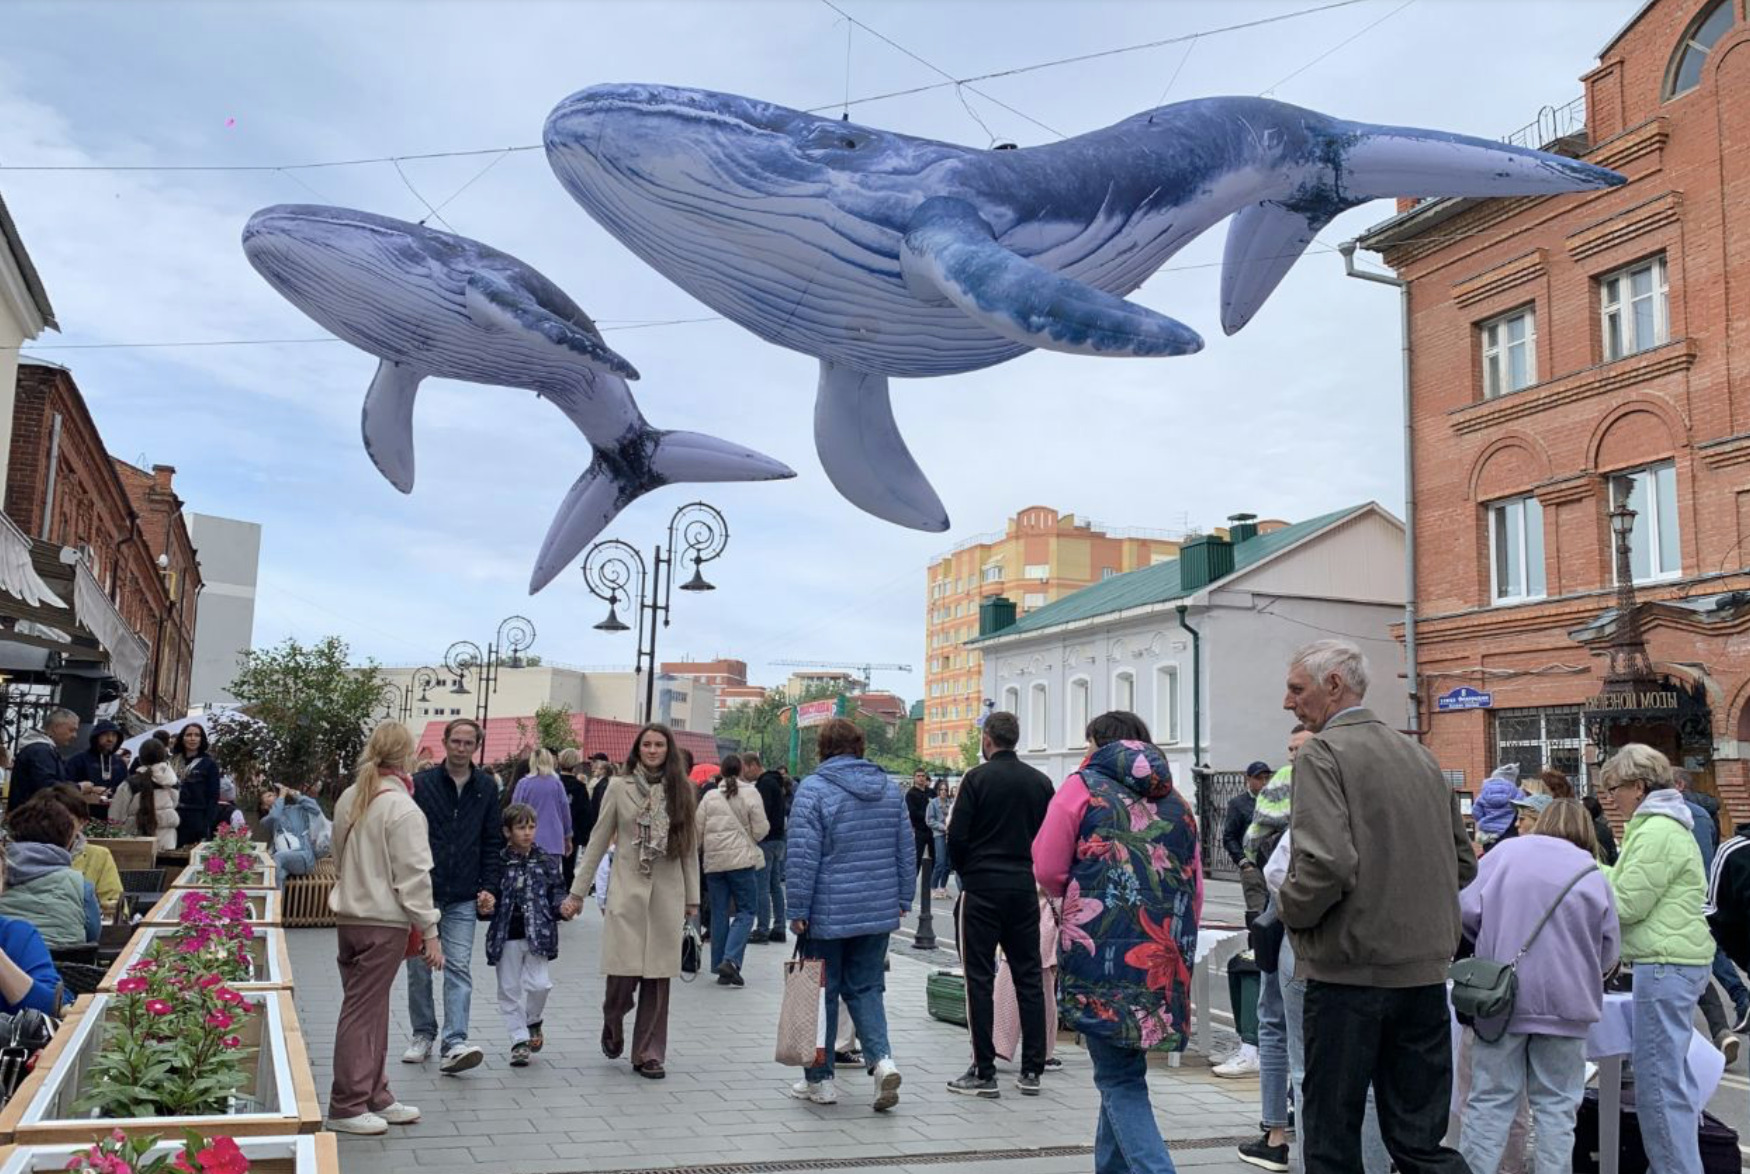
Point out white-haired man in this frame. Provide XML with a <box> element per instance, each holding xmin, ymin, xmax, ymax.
<box><xmin>1276</xmin><ymin>640</ymin><xmax>1475</xmax><ymax>1174</ymax></box>
<box><xmin>10</xmin><ymin>707</ymin><xmax>79</xmax><ymax>813</ymax></box>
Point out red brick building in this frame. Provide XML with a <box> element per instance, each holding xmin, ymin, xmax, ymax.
<box><xmin>4</xmin><ymin>361</ymin><xmax>200</xmax><ymax>721</ymax></box>
<box><xmin>1358</xmin><ymin>0</ymin><xmax>1750</xmax><ymax>813</ymax></box>
<box><xmin>660</xmin><ymin>657</ymin><xmax>749</xmax><ymax>718</ymax></box>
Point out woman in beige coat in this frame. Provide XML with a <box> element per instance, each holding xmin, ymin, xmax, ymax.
<box><xmin>697</xmin><ymin>754</ymin><xmax>769</xmax><ymax>986</ymax></box>
<box><xmin>563</xmin><ymin>723</ymin><xmax>699</xmax><ymax>1079</ymax></box>
<box><xmin>109</xmin><ymin>738</ymin><xmax>180</xmax><ymax>851</ymax></box>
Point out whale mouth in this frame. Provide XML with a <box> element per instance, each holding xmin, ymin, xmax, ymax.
<box><xmin>547</xmin><ymin>83</ymin><xmax>795</xmax><ymax>147</ymax></box>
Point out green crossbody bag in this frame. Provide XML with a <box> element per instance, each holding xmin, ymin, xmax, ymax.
<box><xmin>1449</xmin><ymin>864</ymin><xmax>1595</xmax><ymax>1043</ymax></box>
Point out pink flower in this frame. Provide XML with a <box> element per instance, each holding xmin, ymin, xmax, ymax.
<box><xmin>205</xmin><ymin>1009</ymin><xmax>235</xmax><ymax>1030</ymax></box>
<box><xmin>192</xmin><ymin>1136</ymin><xmax>249</xmax><ymax>1174</ymax></box>
<box><xmin>128</xmin><ymin>958</ymin><xmax>157</xmax><ymax>973</ymax></box>
<box><xmin>221</xmin><ymin>1034</ymin><xmax>242</xmax><ymax>1049</ymax></box>
<box><xmin>205</xmin><ymin>857</ymin><xmax>227</xmax><ymax>875</ymax></box>
<box><xmin>214</xmin><ymin>987</ymin><xmax>245</xmax><ymax>1005</ymax></box>
<box><xmin>145</xmin><ymin>999</ymin><xmax>173</xmax><ymax>1016</ymax></box>
<box><xmin>1149</xmin><ymin>844</ymin><xmax>1170</xmax><ymax>874</ymax></box>
<box><xmin>1127</xmin><ymin>799</ymin><xmax>1154</xmax><ymax>833</ymax></box>
<box><xmin>197</xmin><ymin>973</ymin><xmax>225</xmax><ymax>989</ymax></box>
<box><xmin>1059</xmin><ymin>879</ymin><xmax>1103</xmax><ymax>955</ymax></box>
<box><xmin>115</xmin><ymin>977</ymin><xmax>148</xmax><ymax>995</ymax></box>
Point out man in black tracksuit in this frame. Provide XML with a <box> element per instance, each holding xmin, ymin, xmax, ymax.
<box><xmin>1707</xmin><ymin>822</ymin><xmax>1750</xmax><ymax>984</ymax></box>
<box><xmin>905</xmin><ymin>769</ymin><xmax>933</xmax><ymax>883</ymax></box>
<box><xmin>748</xmin><ymin>752</ymin><xmax>790</xmax><ymax>944</ymax></box>
<box><xmin>946</xmin><ymin>711</ymin><xmax>1054</xmax><ymax>1098</ymax></box>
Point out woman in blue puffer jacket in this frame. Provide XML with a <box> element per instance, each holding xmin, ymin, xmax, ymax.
<box><xmin>783</xmin><ymin>718</ymin><xmax>915</xmax><ymax>1113</ymax></box>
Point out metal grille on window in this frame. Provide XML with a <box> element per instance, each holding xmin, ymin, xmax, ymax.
<box><xmin>1492</xmin><ymin>705</ymin><xmax>1589</xmax><ymax>794</ymax></box>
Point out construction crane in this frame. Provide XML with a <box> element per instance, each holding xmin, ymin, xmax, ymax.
<box><xmin>769</xmin><ymin>658</ymin><xmax>912</xmax><ymax>692</ymax></box>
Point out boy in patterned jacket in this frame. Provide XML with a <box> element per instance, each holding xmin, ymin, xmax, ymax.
<box><xmin>487</xmin><ymin>804</ymin><xmax>567</xmax><ymax>1067</ymax></box>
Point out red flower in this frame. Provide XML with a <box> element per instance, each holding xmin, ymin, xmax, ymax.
<box><xmin>197</xmin><ymin>973</ymin><xmax>225</xmax><ymax>989</ymax></box>
<box><xmin>1122</xmin><ymin>909</ymin><xmax>1189</xmax><ymax>995</ymax></box>
<box><xmin>221</xmin><ymin>1035</ymin><xmax>242</xmax><ymax>1049</ymax></box>
<box><xmin>205</xmin><ymin>1009</ymin><xmax>235</xmax><ymax>1030</ymax></box>
<box><xmin>145</xmin><ymin>999</ymin><xmax>173</xmax><ymax>1016</ymax></box>
<box><xmin>1076</xmin><ymin>837</ymin><xmax>1121</xmax><ymax>862</ymax></box>
<box><xmin>214</xmin><ymin>987</ymin><xmax>245</xmax><ymax>1004</ymax></box>
<box><xmin>192</xmin><ymin>1136</ymin><xmax>250</xmax><ymax>1174</ymax></box>
<box><xmin>115</xmin><ymin>977</ymin><xmax>148</xmax><ymax>995</ymax></box>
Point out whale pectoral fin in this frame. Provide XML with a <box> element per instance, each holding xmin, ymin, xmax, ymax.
<box><xmin>1220</xmin><ymin>201</ymin><xmax>1337</xmax><ymax>336</ymax></box>
<box><xmin>463</xmin><ymin>277</ymin><xmax>641</xmax><ymax>380</ymax></box>
<box><xmin>361</xmin><ymin>359</ymin><xmax>422</xmax><ymax>493</ymax></box>
<box><xmin>814</xmin><ymin>360</ymin><xmax>949</xmax><ymax>533</ymax></box>
<box><xmin>901</xmin><ymin>196</ymin><xmax>1202</xmax><ymax>358</ymax></box>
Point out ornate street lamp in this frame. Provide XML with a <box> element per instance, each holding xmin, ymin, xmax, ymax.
<box><xmin>582</xmin><ymin>502</ymin><xmax>729</xmax><ymax>723</ymax></box>
<box><xmin>442</xmin><ymin>618</ymin><xmax>537</xmax><ymax>762</ymax></box>
<box><xmin>1602</xmin><ymin>502</ymin><xmax>1655</xmax><ymax>691</ymax></box>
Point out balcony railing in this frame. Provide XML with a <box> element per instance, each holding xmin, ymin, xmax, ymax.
<box><xmin>1501</xmin><ymin>95</ymin><xmax>1588</xmax><ymax>152</ymax></box>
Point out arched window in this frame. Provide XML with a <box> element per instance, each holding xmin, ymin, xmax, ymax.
<box><xmin>1068</xmin><ymin>678</ymin><xmax>1091</xmax><ymax>744</ymax></box>
<box><xmin>1002</xmin><ymin>685</ymin><xmax>1021</xmax><ymax>718</ymax></box>
<box><xmin>1028</xmin><ymin>682</ymin><xmax>1049</xmax><ymax>751</ymax></box>
<box><xmin>1113</xmin><ymin>670</ymin><xmax>1136</xmax><ymax>713</ymax></box>
<box><xmin>1667</xmin><ymin>0</ymin><xmax>1734</xmax><ymax>98</ymax></box>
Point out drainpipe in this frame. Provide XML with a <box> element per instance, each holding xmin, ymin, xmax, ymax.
<box><xmin>38</xmin><ymin>413</ymin><xmax>63</xmax><ymax>540</ymax></box>
<box><xmin>1341</xmin><ymin>240</ymin><xmax>1419</xmax><ymax>737</ymax></box>
<box><xmin>1175</xmin><ymin>604</ymin><xmax>1202</xmax><ymax>777</ymax></box>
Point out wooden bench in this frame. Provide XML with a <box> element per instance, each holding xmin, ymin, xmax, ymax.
<box><xmin>282</xmin><ymin>857</ymin><xmax>337</xmax><ymax>928</ymax></box>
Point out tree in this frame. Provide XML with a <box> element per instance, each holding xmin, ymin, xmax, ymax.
<box><xmin>208</xmin><ymin>636</ymin><xmax>386</xmax><ymax>810</ymax></box>
<box><xmin>959</xmin><ymin>728</ymin><xmax>982</xmax><ymax>770</ymax></box>
<box><xmin>517</xmin><ymin>703</ymin><xmax>579</xmax><ymax>756</ymax></box>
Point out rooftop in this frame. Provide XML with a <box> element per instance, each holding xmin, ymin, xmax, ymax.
<box><xmin>0</xmin><ymin>191</ymin><xmax>58</xmax><ymax>331</ymax></box>
<box><xmin>972</xmin><ymin>504</ymin><xmax>1374</xmax><ymax>644</ymax></box>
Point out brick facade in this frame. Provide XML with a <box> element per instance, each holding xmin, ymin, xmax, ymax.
<box><xmin>114</xmin><ymin>460</ymin><xmax>202</xmax><ymax>719</ymax></box>
<box><xmin>5</xmin><ymin>361</ymin><xmax>200</xmax><ymax>720</ymax></box>
<box><xmin>1360</xmin><ymin>0</ymin><xmax>1750</xmax><ymax>817</ymax></box>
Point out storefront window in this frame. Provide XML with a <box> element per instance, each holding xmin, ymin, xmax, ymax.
<box><xmin>1492</xmin><ymin>705</ymin><xmax>1589</xmax><ymax>793</ymax></box>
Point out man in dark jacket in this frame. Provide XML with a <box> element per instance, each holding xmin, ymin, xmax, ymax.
<box><xmin>9</xmin><ymin>708</ymin><xmax>78</xmax><ymax>815</ymax></box>
<box><xmin>1225</xmin><ymin>761</ymin><xmax>1271</xmax><ymax>916</ymax></box>
<box><xmin>557</xmin><ymin>749</ymin><xmax>592</xmax><ymax>891</ymax></box>
<box><xmin>1707</xmin><ymin>821</ymin><xmax>1750</xmax><ymax>976</ymax></box>
<box><xmin>747</xmin><ymin>752</ymin><xmax>790</xmax><ymax>944</ymax></box>
<box><xmin>1678</xmin><ymin>770</ymin><xmax>1750</xmax><ymax>1044</ymax></box>
<box><xmin>403</xmin><ymin>718</ymin><xmax>505</xmax><ymax>1076</ymax></box>
<box><xmin>905</xmin><ymin>769</ymin><xmax>932</xmax><ymax>881</ymax></box>
<box><xmin>946</xmin><ymin>711</ymin><xmax>1054</xmax><ymax>1098</ymax></box>
<box><xmin>67</xmin><ymin>720</ymin><xmax>128</xmax><ymax>817</ymax></box>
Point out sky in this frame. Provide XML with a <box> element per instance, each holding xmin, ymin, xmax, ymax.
<box><xmin>0</xmin><ymin>0</ymin><xmax>1642</xmax><ymax>703</ymax></box>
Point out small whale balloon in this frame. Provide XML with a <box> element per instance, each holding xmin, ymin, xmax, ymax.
<box><xmin>544</xmin><ymin>87</ymin><xmax>1624</xmax><ymax>532</ymax></box>
<box><xmin>240</xmin><ymin>204</ymin><xmax>794</xmax><ymax>592</ymax></box>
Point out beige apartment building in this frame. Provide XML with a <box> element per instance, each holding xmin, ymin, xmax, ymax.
<box><xmin>917</xmin><ymin>506</ymin><xmax>1184</xmax><ymax>764</ymax></box>
<box><xmin>374</xmin><ymin>663</ymin><xmax>718</xmax><ymax>735</ymax></box>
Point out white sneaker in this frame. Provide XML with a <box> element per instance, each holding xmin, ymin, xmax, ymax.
<box><xmin>377</xmin><ymin>1102</ymin><xmax>420</xmax><ymax>1124</ymax></box>
<box><xmin>440</xmin><ymin>1043</ymin><xmax>484</xmax><ymax>1075</ymax></box>
<box><xmin>401</xmin><ymin>1037</ymin><xmax>432</xmax><ymax>1064</ymax></box>
<box><xmin>326</xmin><ymin>1112</ymin><xmax>387</xmax><ymax>1135</ymax></box>
<box><xmin>871</xmin><ymin>1058</ymin><xmax>902</xmax><ymax>1112</ymax></box>
<box><xmin>788</xmin><ymin>1078</ymin><xmax>839</xmax><ymax>1105</ymax></box>
<box><xmin>1213</xmin><ymin>1044</ymin><xmax>1261</xmax><ymax>1079</ymax></box>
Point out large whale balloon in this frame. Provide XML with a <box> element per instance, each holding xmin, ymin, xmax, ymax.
<box><xmin>241</xmin><ymin>204</ymin><xmax>794</xmax><ymax>592</ymax></box>
<box><xmin>545</xmin><ymin>87</ymin><xmax>1623</xmax><ymax>531</ymax></box>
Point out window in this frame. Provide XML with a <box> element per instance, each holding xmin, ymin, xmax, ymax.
<box><xmin>1155</xmin><ymin>666</ymin><xmax>1180</xmax><ymax>744</ymax></box>
<box><xmin>1068</xmin><ymin>678</ymin><xmax>1090</xmax><ymax>742</ymax></box>
<box><xmin>1023</xmin><ymin>564</ymin><xmax>1049</xmax><ymax>581</ymax></box>
<box><xmin>1609</xmin><ymin>462</ymin><xmax>1681</xmax><ymax>581</ymax></box>
<box><xmin>1101</xmin><ymin>567</ymin><xmax>1116</xmax><ymax>580</ymax></box>
<box><xmin>1028</xmin><ymin>683</ymin><xmax>1049</xmax><ymax>751</ymax></box>
<box><xmin>1493</xmin><ymin>706</ymin><xmax>1588</xmax><ymax>793</ymax></box>
<box><xmin>1489</xmin><ymin>496</ymin><xmax>1546</xmax><ymax>603</ymax></box>
<box><xmin>1481</xmin><ymin>307</ymin><xmax>1536</xmax><ymax>398</ymax></box>
<box><xmin>1601</xmin><ymin>256</ymin><xmax>1669</xmax><ymax>360</ymax></box>
<box><xmin>983</xmin><ymin>566</ymin><xmax>1002</xmax><ymax>583</ymax></box>
<box><xmin>1667</xmin><ymin>0</ymin><xmax>1734</xmax><ymax>97</ymax></box>
<box><xmin>1113</xmin><ymin>670</ymin><xmax>1135</xmax><ymax>713</ymax></box>
<box><xmin>1002</xmin><ymin>685</ymin><xmax>1020</xmax><ymax>715</ymax></box>
<box><xmin>1023</xmin><ymin>592</ymin><xmax>1047</xmax><ymax>609</ymax></box>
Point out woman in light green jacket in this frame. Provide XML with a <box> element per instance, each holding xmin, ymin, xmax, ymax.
<box><xmin>1602</xmin><ymin>743</ymin><xmax>1709</xmax><ymax>1174</ymax></box>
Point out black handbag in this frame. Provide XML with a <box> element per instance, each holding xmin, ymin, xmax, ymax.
<box><xmin>0</xmin><ymin>1007</ymin><xmax>56</xmax><ymax>1107</ymax></box>
<box><xmin>1450</xmin><ymin>865</ymin><xmax>1594</xmax><ymax>1042</ymax></box>
<box><xmin>680</xmin><ymin>916</ymin><xmax>703</xmax><ymax>982</ymax></box>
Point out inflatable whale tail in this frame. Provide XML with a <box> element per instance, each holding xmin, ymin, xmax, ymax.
<box><xmin>1219</xmin><ymin>116</ymin><xmax>1624</xmax><ymax>335</ymax></box>
<box><xmin>527</xmin><ymin>426</ymin><xmax>794</xmax><ymax>593</ymax></box>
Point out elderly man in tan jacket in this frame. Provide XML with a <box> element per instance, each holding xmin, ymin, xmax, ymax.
<box><xmin>1276</xmin><ymin>640</ymin><xmax>1475</xmax><ymax>1174</ymax></box>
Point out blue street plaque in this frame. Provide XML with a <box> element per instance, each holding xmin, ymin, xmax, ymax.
<box><xmin>1437</xmin><ymin>686</ymin><xmax>1494</xmax><ymax>712</ymax></box>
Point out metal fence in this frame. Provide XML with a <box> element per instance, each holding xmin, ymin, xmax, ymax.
<box><xmin>1196</xmin><ymin>770</ymin><xmax>1253</xmax><ymax>881</ymax></box>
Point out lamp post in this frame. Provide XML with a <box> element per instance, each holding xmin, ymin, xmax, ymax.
<box><xmin>377</xmin><ymin>667</ymin><xmax>442</xmax><ymax>724</ymax></box>
<box><xmin>443</xmin><ymin>618</ymin><xmax>536</xmax><ymax>763</ymax></box>
<box><xmin>1603</xmin><ymin>502</ymin><xmax>1655</xmax><ymax>691</ymax></box>
<box><xmin>582</xmin><ymin>502</ymin><xmax>729</xmax><ymax>724</ymax></box>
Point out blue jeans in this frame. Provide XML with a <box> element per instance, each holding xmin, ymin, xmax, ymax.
<box><xmin>931</xmin><ymin>832</ymin><xmax>952</xmax><ymax>889</ymax></box>
<box><xmin>803</xmin><ymin>933</ymin><xmax>891</xmax><ymax>1083</ymax></box>
<box><xmin>754</xmin><ymin>840</ymin><xmax>786</xmax><ymax>932</ymax></box>
<box><xmin>1281</xmin><ymin>935</ymin><xmax>1388</xmax><ymax>1174</ymax></box>
<box><xmin>1258</xmin><ymin>963</ymin><xmax>1289</xmax><ymax>1130</ymax></box>
<box><xmin>1632</xmin><ymin>961</ymin><xmax>1708</xmax><ymax>1174</ymax></box>
<box><xmin>273</xmin><ymin>846</ymin><xmax>314</xmax><ymax>890</ymax></box>
<box><xmin>1458</xmin><ymin>1032</ymin><xmax>1586</xmax><ymax>1174</ymax></box>
<box><xmin>1085</xmin><ymin>1034</ymin><xmax>1178</xmax><ymax>1174</ymax></box>
<box><xmin>405</xmin><ymin>900</ymin><xmax>477</xmax><ymax>1051</ymax></box>
<box><xmin>1712</xmin><ymin>947</ymin><xmax>1748</xmax><ymax>1013</ymax></box>
<box><xmin>707</xmin><ymin>867</ymin><xmax>758</xmax><ymax>971</ymax></box>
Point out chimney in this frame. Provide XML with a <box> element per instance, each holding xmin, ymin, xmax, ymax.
<box><xmin>1179</xmin><ymin>532</ymin><xmax>1234</xmax><ymax>592</ymax></box>
<box><xmin>979</xmin><ymin>595</ymin><xmax>1018</xmax><ymax>636</ymax></box>
<box><xmin>1227</xmin><ymin>512</ymin><xmax>1259</xmax><ymax>544</ymax></box>
<box><xmin>152</xmin><ymin>464</ymin><xmax>176</xmax><ymax>492</ymax></box>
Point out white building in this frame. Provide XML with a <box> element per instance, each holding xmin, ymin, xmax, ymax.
<box><xmin>187</xmin><ymin>513</ymin><xmax>262</xmax><ymax>707</ymax></box>
<box><xmin>0</xmin><ymin>193</ymin><xmax>56</xmax><ymax>490</ymax></box>
<box><xmin>373</xmin><ymin>663</ymin><xmax>718</xmax><ymax>734</ymax></box>
<box><xmin>974</xmin><ymin>504</ymin><xmax>1406</xmax><ymax>788</ymax></box>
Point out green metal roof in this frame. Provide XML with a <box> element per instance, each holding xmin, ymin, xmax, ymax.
<box><xmin>973</xmin><ymin>504</ymin><xmax>1372</xmax><ymax>644</ymax></box>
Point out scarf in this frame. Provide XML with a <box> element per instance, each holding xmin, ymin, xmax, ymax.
<box><xmin>171</xmin><ymin>751</ymin><xmax>203</xmax><ymax>784</ymax></box>
<box><xmin>628</xmin><ymin>768</ymin><xmax>671</xmax><ymax>877</ymax></box>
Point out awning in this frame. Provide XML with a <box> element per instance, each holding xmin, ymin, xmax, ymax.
<box><xmin>73</xmin><ymin>562</ymin><xmax>147</xmax><ymax>696</ymax></box>
<box><xmin>0</xmin><ymin>513</ymin><xmax>66</xmax><ymax>610</ymax></box>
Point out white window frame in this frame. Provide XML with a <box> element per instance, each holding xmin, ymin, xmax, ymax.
<box><xmin>1023</xmin><ymin>592</ymin><xmax>1047</xmax><ymax>609</ymax></box>
<box><xmin>1155</xmin><ymin>666</ymin><xmax>1181</xmax><ymax>745</ymax></box>
<box><xmin>1601</xmin><ymin>256</ymin><xmax>1670</xmax><ymax>361</ymax></box>
<box><xmin>1113</xmin><ymin>669</ymin><xmax>1135</xmax><ymax>714</ymax></box>
<box><xmin>1027</xmin><ymin>682</ymin><xmax>1049</xmax><ymax>752</ymax></box>
<box><xmin>1023</xmin><ymin>564</ymin><xmax>1050</xmax><ymax>581</ymax></box>
<box><xmin>1480</xmin><ymin>307</ymin><xmax>1537</xmax><ymax>398</ymax></box>
<box><xmin>1488</xmin><ymin>495</ymin><xmax>1546</xmax><ymax>604</ymax></box>
<box><xmin>1609</xmin><ymin>462</ymin><xmax>1681</xmax><ymax>582</ymax></box>
<box><xmin>1002</xmin><ymin>685</ymin><xmax>1021</xmax><ymax>716</ymax></box>
<box><xmin>1068</xmin><ymin>677</ymin><xmax>1091</xmax><ymax>744</ymax></box>
<box><xmin>983</xmin><ymin>565</ymin><xmax>1002</xmax><ymax>583</ymax></box>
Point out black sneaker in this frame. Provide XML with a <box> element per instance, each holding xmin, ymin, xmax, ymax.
<box><xmin>509</xmin><ymin>1041</ymin><xmax>532</xmax><ymax>1068</ymax></box>
<box><xmin>715</xmin><ymin>960</ymin><xmax>743</xmax><ymax>987</ymax></box>
<box><xmin>947</xmin><ymin>1068</ymin><xmax>1000</xmax><ymax>1098</ymax></box>
<box><xmin>1237</xmin><ymin>1134</ymin><xmax>1289</xmax><ymax>1172</ymax></box>
<box><xmin>1042</xmin><ymin>1057</ymin><xmax>1063</xmax><ymax>1073</ymax></box>
<box><xmin>767</xmin><ymin>929</ymin><xmax>787</xmax><ymax>944</ymax></box>
<box><xmin>834</xmin><ymin>1048</ymin><xmax>864</xmax><ymax>1067</ymax></box>
<box><xmin>747</xmin><ymin>929</ymin><xmax>769</xmax><ymax>944</ymax></box>
<box><xmin>1016</xmin><ymin>1071</ymin><xmax>1041</xmax><ymax>1096</ymax></box>
<box><xmin>1732</xmin><ymin>1002</ymin><xmax>1750</xmax><ymax>1035</ymax></box>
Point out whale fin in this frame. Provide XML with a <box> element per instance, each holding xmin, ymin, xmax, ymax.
<box><xmin>361</xmin><ymin>359</ymin><xmax>422</xmax><ymax>493</ymax></box>
<box><xmin>1334</xmin><ymin>122</ymin><xmax>1625</xmax><ymax>202</ymax></box>
<box><xmin>902</xmin><ymin>197</ymin><xmax>1202</xmax><ymax>358</ymax></box>
<box><xmin>1220</xmin><ymin>201</ymin><xmax>1338</xmax><ymax>336</ymax></box>
<box><xmin>527</xmin><ymin>427</ymin><xmax>794</xmax><ymax>593</ymax></box>
<box><xmin>814</xmin><ymin>360</ymin><xmax>949</xmax><ymax>533</ymax></box>
<box><xmin>464</xmin><ymin>276</ymin><xmax>641</xmax><ymax>380</ymax></box>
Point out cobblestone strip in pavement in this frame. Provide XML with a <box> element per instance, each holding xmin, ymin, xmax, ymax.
<box><xmin>288</xmin><ymin>918</ymin><xmax>1264</xmax><ymax>1174</ymax></box>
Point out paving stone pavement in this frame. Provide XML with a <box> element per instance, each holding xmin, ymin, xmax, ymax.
<box><xmin>287</xmin><ymin>917</ymin><xmax>1266</xmax><ymax>1174</ymax></box>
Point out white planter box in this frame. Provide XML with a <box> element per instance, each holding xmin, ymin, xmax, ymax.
<box><xmin>143</xmin><ymin>888</ymin><xmax>282</xmax><ymax>927</ymax></box>
<box><xmin>99</xmin><ymin>926</ymin><xmax>293</xmax><ymax>992</ymax></box>
<box><xmin>0</xmin><ymin>1133</ymin><xmax>338</xmax><ymax>1174</ymax></box>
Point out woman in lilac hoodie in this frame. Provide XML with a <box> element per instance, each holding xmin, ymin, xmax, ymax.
<box><xmin>1457</xmin><ymin>797</ymin><xmax>1620</xmax><ymax>1174</ymax></box>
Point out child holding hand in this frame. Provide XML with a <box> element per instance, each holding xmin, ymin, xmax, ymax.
<box><xmin>486</xmin><ymin>804</ymin><xmax>567</xmax><ymax>1067</ymax></box>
